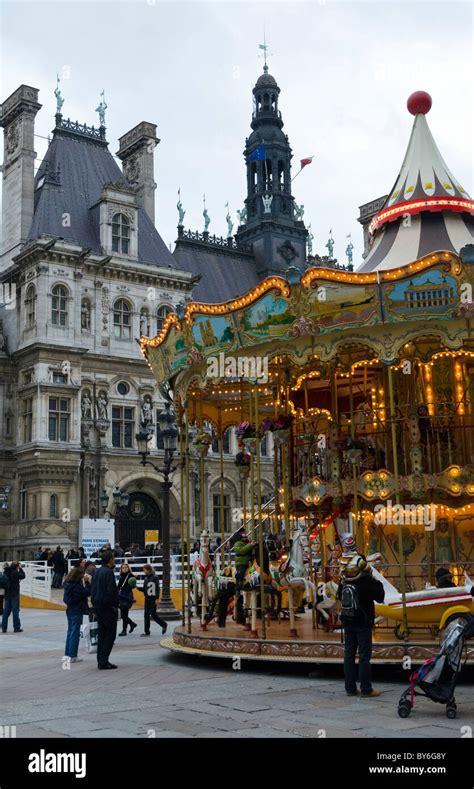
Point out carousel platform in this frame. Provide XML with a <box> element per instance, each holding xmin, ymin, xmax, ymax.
<box><xmin>162</xmin><ymin>615</ymin><xmax>474</xmax><ymax>665</ymax></box>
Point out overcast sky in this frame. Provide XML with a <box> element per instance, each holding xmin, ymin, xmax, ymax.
<box><xmin>1</xmin><ymin>0</ymin><xmax>473</xmax><ymax>268</ymax></box>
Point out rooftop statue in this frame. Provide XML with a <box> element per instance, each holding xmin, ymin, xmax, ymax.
<box><xmin>54</xmin><ymin>75</ymin><xmax>64</xmax><ymax>115</ymax></box>
<box><xmin>95</xmin><ymin>90</ymin><xmax>107</xmax><ymax>126</ymax></box>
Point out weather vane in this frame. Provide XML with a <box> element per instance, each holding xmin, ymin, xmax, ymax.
<box><xmin>259</xmin><ymin>28</ymin><xmax>272</xmax><ymax>72</ymax></box>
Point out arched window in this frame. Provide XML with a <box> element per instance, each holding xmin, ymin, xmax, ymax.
<box><xmin>263</xmin><ymin>92</ymin><xmax>270</xmax><ymax>110</ymax></box>
<box><xmin>25</xmin><ymin>285</ymin><xmax>36</xmax><ymax>328</ymax></box>
<box><xmin>156</xmin><ymin>305</ymin><xmax>172</xmax><ymax>332</ymax></box>
<box><xmin>51</xmin><ymin>285</ymin><xmax>68</xmax><ymax>326</ymax></box>
<box><xmin>112</xmin><ymin>213</ymin><xmax>130</xmax><ymax>254</ymax></box>
<box><xmin>113</xmin><ymin>299</ymin><xmax>132</xmax><ymax>339</ymax></box>
<box><xmin>49</xmin><ymin>494</ymin><xmax>58</xmax><ymax>518</ymax></box>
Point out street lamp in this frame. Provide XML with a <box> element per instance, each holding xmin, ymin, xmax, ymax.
<box><xmin>136</xmin><ymin>401</ymin><xmax>180</xmax><ymax>620</ymax></box>
<box><xmin>100</xmin><ymin>486</ymin><xmax>129</xmax><ymax>518</ymax></box>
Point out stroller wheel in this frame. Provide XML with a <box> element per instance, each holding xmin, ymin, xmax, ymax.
<box><xmin>398</xmin><ymin>701</ymin><xmax>411</xmax><ymax>718</ymax></box>
<box><xmin>446</xmin><ymin>706</ymin><xmax>457</xmax><ymax>719</ymax></box>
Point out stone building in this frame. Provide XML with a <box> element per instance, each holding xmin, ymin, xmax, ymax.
<box><xmin>1</xmin><ymin>62</ymin><xmax>322</xmax><ymax>558</ymax></box>
<box><xmin>0</xmin><ymin>75</ymin><xmax>282</xmax><ymax>559</ymax></box>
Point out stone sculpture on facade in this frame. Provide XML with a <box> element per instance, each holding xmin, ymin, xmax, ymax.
<box><xmin>225</xmin><ymin>202</ymin><xmax>233</xmax><ymax>238</ymax></box>
<box><xmin>326</xmin><ymin>230</ymin><xmax>335</xmax><ymax>259</ymax></box>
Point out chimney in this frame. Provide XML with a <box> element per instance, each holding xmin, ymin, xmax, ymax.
<box><xmin>117</xmin><ymin>122</ymin><xmax>159</xmax><ymax>225</ymax></box>
<box><xmin>0</xmin><ymin>85</ymin><xmax>42</xmax><ymax>267</ymax></box>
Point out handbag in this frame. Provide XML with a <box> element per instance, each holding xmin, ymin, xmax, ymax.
<box><xmin>80</xmin><ymin>621</ymin><xmax>98</xmax><ymax>654</ymax></box>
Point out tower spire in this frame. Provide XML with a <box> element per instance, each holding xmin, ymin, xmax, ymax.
<box><xmin>259</xmin><ymin>30</ymin><xmax>270</xmax><ymax>73</ymax></box>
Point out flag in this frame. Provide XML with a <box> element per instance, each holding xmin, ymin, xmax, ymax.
<box><xmin>248</xmin><ymin>143</ymin><xmax>266</xmax><ymax>162</ymax></box>
<box><xmin>300</xmin><ymin>156</ymin><xmax>314</xmax><ymax>168</ymax></box>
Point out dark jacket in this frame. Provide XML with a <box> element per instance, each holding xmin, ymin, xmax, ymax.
<box><xmin>437</xmin><ymin>578</ymin><xmax>456</xmax><ymax>589</ymax></box>
<box><xmin>142</xmin><ymin>574</ymin><xmax>160</xmax><ymax>600</ymax></box>
<box><xmin>4</xmin><ymin>566</ymin><xmax>25</xmax><ymax>597</ymax></box>
<box><xmin>52</xmin><ymin>551</ymin><xmax>66</xmax><ymax>573</ymax></box>
<box><xmin>117</xmin><ymin>572</ymin><xmax>135</xmax><ymax>607</ymax></box>
<box><xmin>91</xmin><ymin>564</ymin><xmax>119</xmax><ymax>610</ymax></box>
<box><xmin>63</xmin><ymin>581</ymin><xmax>91</xmax><ymax>615</ymax></box>
<box><xmin>337</xmin><ymin>571</ymin><xmax>385</xmax><ymax>626</ymax></box>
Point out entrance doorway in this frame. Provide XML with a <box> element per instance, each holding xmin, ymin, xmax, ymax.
<box><xmin>115</xmin><ymin>492</ymin><xmax>161</xmax><ymax>548</ymax></box>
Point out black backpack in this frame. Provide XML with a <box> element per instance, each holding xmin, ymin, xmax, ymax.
<box><xmin>340</xmin><ymin>583</ymin><xmax>360</xmax><ymax>620</ymax></box>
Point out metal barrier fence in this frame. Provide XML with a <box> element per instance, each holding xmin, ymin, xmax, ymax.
<box><xmin>21</xmin><ymin>562</ymin><xmax>53</xmax><ymax>601</ymax></box>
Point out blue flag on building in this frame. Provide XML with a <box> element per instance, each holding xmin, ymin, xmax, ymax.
<box><xmin>248</xmin><ymin>143</ymin><xmax>266</xmax><ymax>162</ymax></box>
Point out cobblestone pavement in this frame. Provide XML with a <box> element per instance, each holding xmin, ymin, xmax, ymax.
<box><xmin>1</xmin><ymin>610</ymin><xmax>473</xmax><ymax>739</ymax></box>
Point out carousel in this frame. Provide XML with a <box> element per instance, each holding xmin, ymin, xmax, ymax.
<box><xmin>140</xmin><ymin>92</ymin><xmax>474</xmax><ymax>665</ymax></box>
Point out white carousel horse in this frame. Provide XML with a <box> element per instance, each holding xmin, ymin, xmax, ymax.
<box><xmin>274</xmin><ymin>528</ymin><xmax>317</xmax><ymax>636</ymax></box>
<box><xmin>192</xmin><ymin>529</ymin><xmax>215</xmax><ymax>628</ymax></box>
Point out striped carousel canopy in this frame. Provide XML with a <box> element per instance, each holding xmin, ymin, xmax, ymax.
<box><xmin>359</xmin><ymin>91</ymin><xmax>474</xmax><ymax>273</ymax></box>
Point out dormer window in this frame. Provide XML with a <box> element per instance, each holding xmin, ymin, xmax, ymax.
<box><xmin>112</xmin><ymin>213</ymin><xmax>130</xmax><ymax>254</ymax></box>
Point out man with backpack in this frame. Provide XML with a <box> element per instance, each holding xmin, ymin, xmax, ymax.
<box><xmin>140</xmin><ymin>564</ymin><xmax>167</xmax><ymax>636</ymax></box>
<box><xmin>337</xmin><ymin>554</ymin><xmax>385</xmax><ymax>698</ymax></box>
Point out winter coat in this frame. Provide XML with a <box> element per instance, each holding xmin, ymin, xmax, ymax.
<box><xmin>234</xmin><ymin>540</ymin><xmax>254</xmax><ymax>567</ymax></box>
<box><xmin>91</xmin><ymin>564</ymin><xmax>119</xmax><ymax>610</ymax></box>
<box><xmin>63</xmin><ymin>581</ymin><xmax>91</xmax><ymax>615</ymax></box>
<box><xmin>117</xmin><ymin>572</ymin><xmax>135</xmax><ymax>607</ymax></box>
<box><xmin>4</xmin><ymin>567</ymin><xmax>25</xmax><ymax>597</ymax></box>
<box><xmin>142</xmin><ymin>574</ymin><xmax>160</xmax><ymax>600</ymax></box>
<box><xmin>337</xmin><ymin>571</ymin><xmax>385</xmax><ymax>627</ymax></box>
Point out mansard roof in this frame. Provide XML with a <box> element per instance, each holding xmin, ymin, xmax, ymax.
<box><xmin>173</xmin><ymin>231</ymin><xmax>259</xmax><ymax>303</ymax></box>
<box><xmin>28</xmin><ymin>122</ymin><xmax>177</xmax><ymax>268</ymax></box>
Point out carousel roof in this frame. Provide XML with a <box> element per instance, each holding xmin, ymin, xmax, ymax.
<box><xmin>359</xmin><ymin>92</ymin><xmax>474</xmax><ymax>273</ymax></box>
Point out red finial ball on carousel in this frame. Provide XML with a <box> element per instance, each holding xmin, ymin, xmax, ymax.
<box><xmin>407</xmin><ymin>91</ymin><xmax>432</xmax><ymax>115</ymax></box>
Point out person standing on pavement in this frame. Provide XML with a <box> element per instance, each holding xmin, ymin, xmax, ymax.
<box><xmin>1</xmin><ymin>561</ymin><xmax>26</xmax><ymax>633</ymax></box>
<box><xmin>337</xmin><ymin>554</ymin><xmax>385</xmax><ymax>698</ymax></box>
<box><xmin>117</xmin><ymin>563</ymin><xmax>137</xmax><ymax>636</ymax></box>
<box><xmin>140</xmin><ymin>565</ymin><xmax>167</xmax><ymax>636</ymax></box>
<box><xmin>52</xmin><ymin>546</ymin><xmax>66</xmax><ymax>588</ymax></box>
<box><xmin>90</xmin><ymin>550</ymin><xmax>119</xmax><ymax>670</ymax></box>
<box><xmin>63</xmin><ymin>567</ymin><xmax>91</xmax><ymax>662</ymax></box>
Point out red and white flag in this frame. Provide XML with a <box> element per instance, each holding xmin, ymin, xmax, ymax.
<box><xmin>300</xmin><ymin>156</ymin><xmax>314</xmax><ymax>168</ymax></box>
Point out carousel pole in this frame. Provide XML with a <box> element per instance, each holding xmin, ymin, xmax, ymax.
<box><xmin>254</xmin><ymin>384</ymin><xmax>267</xmax><ymax>639</ymax></box>
<box><xmin>219</xmin><ymin>409</ymin><xmax>225</xmax><ymax>571</ymax></box>
<box><xmin>178</xmin><ymin>397</ymin><xmax>185</xmax><ymax>627</ymax></box>
<box><xmin>388</xmin><ymin>364</ymin><xmax>409</xmax><ymax>641</ymax></box>
<box><xmin>185</xmin><ymin>399</ymin><xmax>192</xmax><ymax>633</ymax></box>
<box><xmin>249</xmin><ymin>382</ymin><xmax>256</xmax><ymax>536</ymax></box>
<box><xmin>306</xmin><ymin>509</ymin><xmax>316</xmax><ymax>630</ymax></box>
<box><xmin>349</xmin><ymin>359</ymin><xmax>361</xmax><ymax>547</ymax></box>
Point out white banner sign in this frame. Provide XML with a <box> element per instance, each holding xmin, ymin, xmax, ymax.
<box><xmin>79</xmin><ymin>518</ymin><xmax>115</xmax><ymax>558</ymax></box>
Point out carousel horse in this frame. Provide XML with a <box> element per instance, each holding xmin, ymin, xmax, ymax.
<box><xmin>274</xmin><ymin>527</ymin><xmax>317</xmax><ymax>636</ymax></box>
<box><xmin>240</xmin><ymin>536</ymin><xmax>282</xmax><ymax>635</ymax></box>
<box><xmin>205</xmin><ymin>565</ymin><xmax>236</xmax><ymax>627</ymax></box>
<box><xmin>191</xmin><ymin>529</ymin><xmax>216</xmax><ymax>628</ymax></box>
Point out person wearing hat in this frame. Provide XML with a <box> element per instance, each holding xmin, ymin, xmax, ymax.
<box><xmin>117</xmin><ymin>563</ymin><xmax>137</xmax><ymax>635</ymax></box>
<box><xmin>436</xmin><ymin>567</ymin><xmax>456</xmax><ymax>589</ymax></box>
<box><xmin>337</xmin><ymin>554</ymin><xmax>385</xmax><ymax>698</ymax></box>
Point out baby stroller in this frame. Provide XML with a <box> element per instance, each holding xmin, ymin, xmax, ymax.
<box><xmin>398</xmin><ymin>614</ymin><xmax>474</xmax><ymax>719</ymax></box>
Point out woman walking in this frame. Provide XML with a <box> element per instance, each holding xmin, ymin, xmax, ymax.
<box><xmin>117</xmin><ymin>563</ymin><xmax>137</xmax><ymax>636</ymax></box>
<box><xmin>63</xmin><ymin>567</ymin><xmax>91</xmax><ymax>662</ymax></box>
